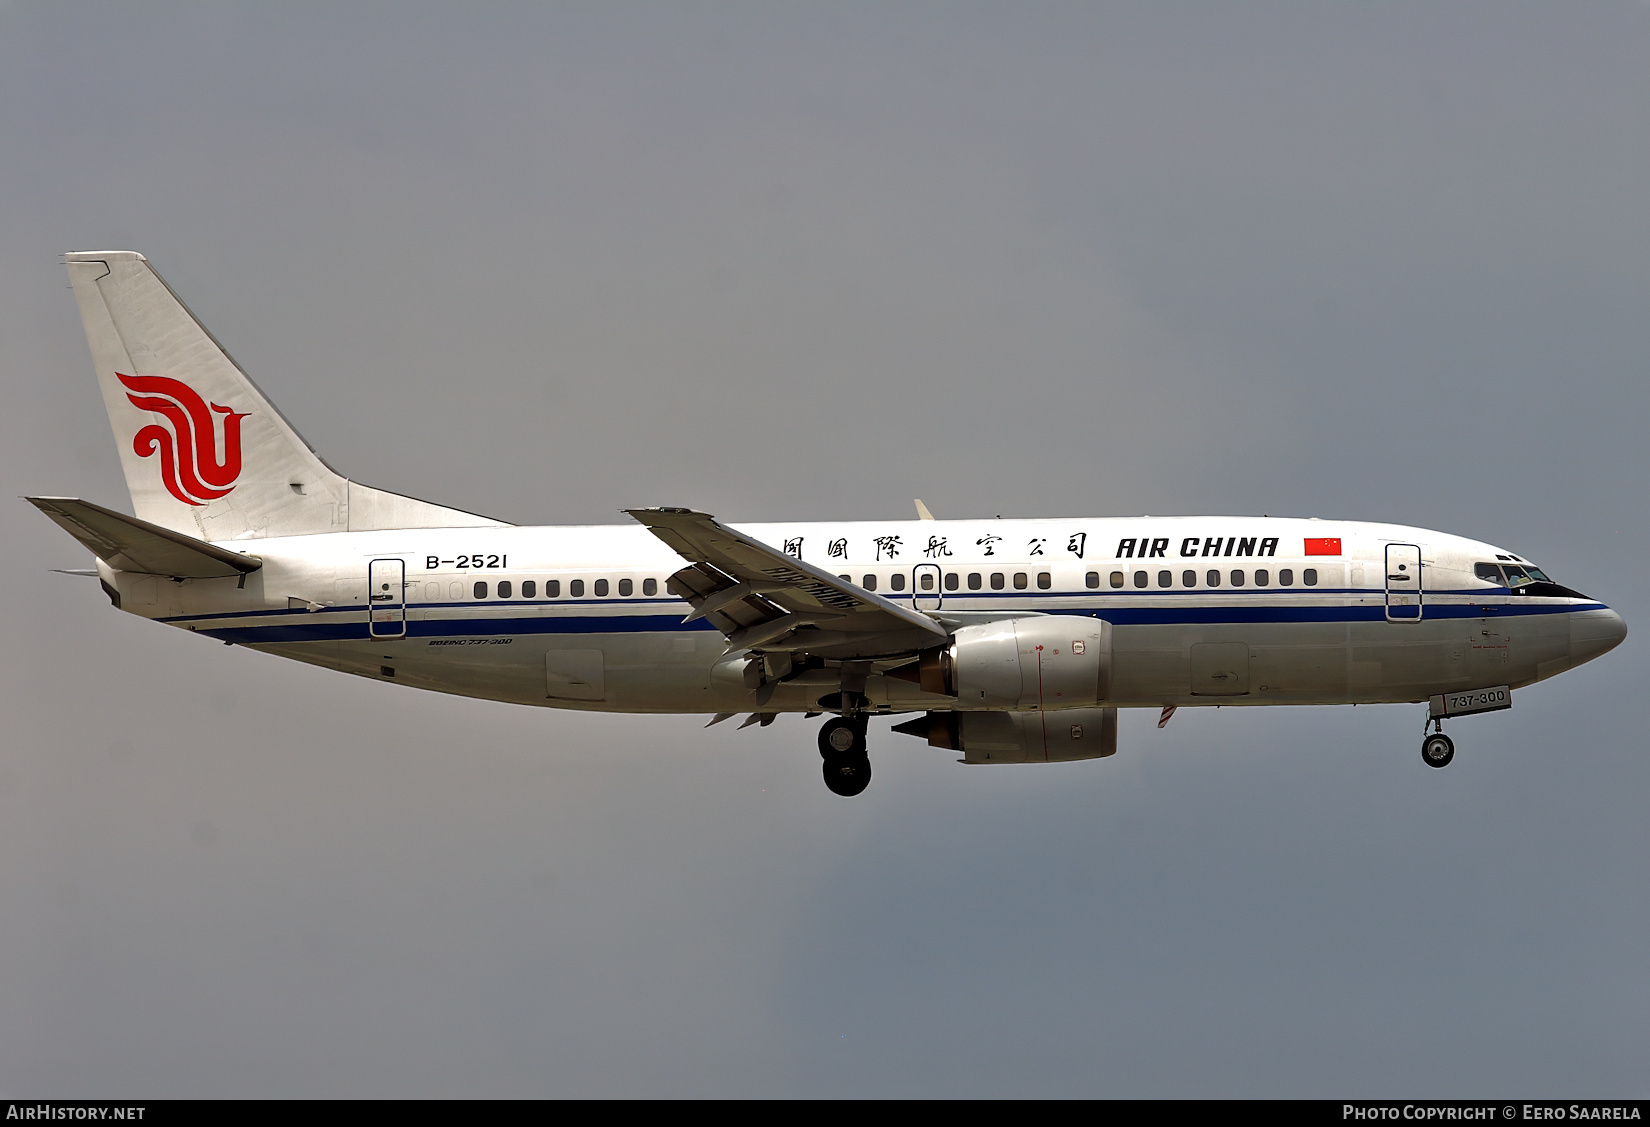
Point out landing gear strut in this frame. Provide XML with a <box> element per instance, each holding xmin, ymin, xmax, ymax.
<box><xmin>1421</xmin><ymin>727</ymin><xmax>1455</xmax><ymax>769</ymax></box>
<box><xmin>818</xmin><ymin>716</ymin><xmax>871</xmax><ymax>797</ymax></box>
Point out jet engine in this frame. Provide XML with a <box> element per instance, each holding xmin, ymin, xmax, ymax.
<box><xmin>893</xmin><ymin>707</ymin><xmax>1119</xmax><ymax>763</ymax></box>
<box><xmin>893</xmin><ymin>615</ymin><xmax>1112</xmax><ymax>710</ymax></box>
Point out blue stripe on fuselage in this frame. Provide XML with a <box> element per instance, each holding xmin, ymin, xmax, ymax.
<box><xmin>183</xmin><ymin>598</ymin><xmax>1607</xmax><ymax>645</ymax></box>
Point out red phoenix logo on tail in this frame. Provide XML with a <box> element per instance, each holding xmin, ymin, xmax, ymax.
<box><xmin>117</xmin><ymin>373</ymin><xmax>248</xmax><ymax>506</ymax></box>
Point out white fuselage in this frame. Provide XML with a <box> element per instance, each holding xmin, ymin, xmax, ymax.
<box><xmin>103</xmin><ymin>515</ymin><xmax>1624</xmax><ymax>717</ymax></box>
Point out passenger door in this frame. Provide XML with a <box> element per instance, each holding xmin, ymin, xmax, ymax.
<box><xmin>1385</xmin><ymin>543</ymin><xmax>1423</xmax><ymax>622</ymax></box>
<box><xmin>368</xmin><ymin>558</ymin><xmax>406</xmax><ymax>638</ymax></box>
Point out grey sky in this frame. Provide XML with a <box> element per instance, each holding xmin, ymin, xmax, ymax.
<box><xmin>2</xmin><ymin>2</ymin><xmax>1645</xmax><ymax>1096</ymax></box>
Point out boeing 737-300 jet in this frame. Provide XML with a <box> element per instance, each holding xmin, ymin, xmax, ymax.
<box><xmin>30</xmin><ymin>252</ymin><xmax>1627</xmax><ymax>795</ymax></box>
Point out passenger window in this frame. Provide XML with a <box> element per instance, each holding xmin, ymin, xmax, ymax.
<box><xmin>968</xmin><ymin>573</ymin><xmax>983</xmax><ymax>590</ymax></box>
<box><xmin>1182</xmin><ymin>570</ymin><xmax>1197</xmax><ymax>587</ymax></box>
<box><xmin>890</xmin><ymin>573</ymin><xmax>906</xmax><ymax>592</ymax></box>
<box><xmin>448</xmin><ymin>582</ymin><xmax>462</xmax><ymax>600</ymax></box>
<box><xmin>1279</xmin><ymin>569</ymin><xmax>1294</xmax><ymax>587</ymax></box>
<box><xmin>570</xmin><ymin>579</ymin><xmax>584</xmax><ymax>597</ymax></box>
<box><xmin>547</xmin><ymin>580</ymin><xmax>561</xmax><ymax>598</ymax></box>
<box><xmin>474</xmin><ymin>581</ymin><xmax>488</xmax><ymax>599</ymax></box>
<box><xmin>1157</xmin><ymin>570</ymin><xmax>1172</xmax><ymax>588</ymax></box>
<box><xmin>920</xmin><ymin>573</ymin><xmax>935</xmax><ymax>591</ymax></box>
<box><xmin>1255</xmin><ymin>569</ymin><xmax>1269</xmax><ymax>586</ymax></box>
<box><xmin>1110</xmin><ymin>571</ymin><xmax>1124</xmax><ymax>589</ymax></box>
<box><xmin>642</xmin><ymin>578</ymin><xmax>657</xmax><ymax>596</ymax></box>
<box><xmin>1036</xmin><ymin>573</ymin><xmax>1051</xmax><ymax>590</ymax></box>
<box><xmin>522</xmin><ymin>580</ymin><xmax>536</xmax><ymax>598</ymax></box>
<box><xmin>990</xmin><ymin>573</ymin><xmax>1005</xmax><ymax>590</ymax></box>
<box><xmin>1133</xmin><ymin>571</ymin><xmax>1147</xmax><ymax>588</ymax></box>
<box><xmin>1304</xmin><ymin>569</ymin><xmax>1318</xmax><ymax>586</ymax></box>
<box><xmin>862</xmin><ymin>574</ymin><xmax>877</xmax><ymax>591</ymax></box>
<box><xmin>618</xmin><ymin>578</ymin><xmax>633</xmax><ymax>596</ymax></box>
<box><xmin>839</xmin><ymin>574</ymin><xmax>850</xmax><ymax>582</ymax></box>
<box><xmin>1230</xmin><ymin>570</ymin><xmax>1244</xmax><ymax>587</ymax></box>
<box><xmin>498</xmin><ymin>580</ymin><xmax>513</xmax><ymax>599</ymax></box>
<box><xmin>1474</xmin><ymin>563</ymin><xmax>1503</xmax><ymax>584</ymax></box>
<box><xmin>1013</xmin><ymin>572</ymin><xmax>1028</xmax><ymax>590</ymax></box>
<box><xmin>594</xmin><ymin>578</ymin><xmax>609</xmax><ymax>596</ymax></box>
<box><xmin>1085</xmin><ymin>572</ymin><xmax>1099</xmax><ymax>589</ymax></box>
<box><xmin>1206</xmin><ymin>570</ymin><xmax>1220</xmax><ymax>587</ymax></box>
<box><xmin>945</xmin><ymin>573</ymin><xmax>959</xmax><ymax>591</ymax></box>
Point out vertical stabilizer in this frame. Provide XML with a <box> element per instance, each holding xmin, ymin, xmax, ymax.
<box><xmin>64</xmin><ymin>251</ymin><xmax>506</xmax><ymax>540</ymax></box>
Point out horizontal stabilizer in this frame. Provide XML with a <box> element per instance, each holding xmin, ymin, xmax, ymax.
<box><xmin>26</xmin><ymin>496</ymin><xmax>261</xmax><ymax>579</ymax></box>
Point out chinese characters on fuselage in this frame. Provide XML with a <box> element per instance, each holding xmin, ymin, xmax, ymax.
<box><xmin>790</xmin><ymin>531</ymin><xmax>1285</xmax><ymax>564</ymax></box>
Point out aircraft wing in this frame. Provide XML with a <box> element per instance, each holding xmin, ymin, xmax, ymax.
<box><xmin>27</xmin><ymin>496</ymin><xmax>262</xmax><ymax>579</ymax></box>
<box><xmin>624</xmin><ymin>507</ymin><xmax>949</xmax><ymax>660</ymax></box>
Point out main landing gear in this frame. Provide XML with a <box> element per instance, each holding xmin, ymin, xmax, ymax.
<box><xmin>818</xmin><ymin>716</ymin><xmax>871</xmax><ymax>797</ymax></box>
<box><xmin>1422</xmin><ymin>722</ymin><xmax>1455</xmax><ymax>769</ymax></box>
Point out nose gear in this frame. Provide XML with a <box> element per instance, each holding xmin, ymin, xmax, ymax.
<box><xmin>1421</xmin><ymin>731</ymin><xmax>1455</xmax><ymax>768</ymax></box>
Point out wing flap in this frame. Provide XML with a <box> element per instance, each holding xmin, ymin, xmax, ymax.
<box><xmin>27</xmin><ymin>496</ymin><xmax>261</xmax><ymax>578</ymax></box>
<box><xmin>665</xmin><ymin>564</ymin><xmax>782</xmax><ymax>633</ymax></box>
<box><xmin>628</xmin><ymin>507</ymin><xmax>948</xmax><ymax>659</ymax></box>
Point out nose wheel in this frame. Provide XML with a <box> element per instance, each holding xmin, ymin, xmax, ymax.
<box><xmin>818</xmin><ymin>716</ymin><xmax>871</xmax><ymax>796</ymax></box>
<box><xmin>1421</xmin><ymin>731</ymin><xmax>1455</xmax><ymax>768</ymax></box>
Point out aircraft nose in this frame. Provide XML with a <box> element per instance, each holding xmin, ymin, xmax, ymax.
<box><xmin>1571</xmin><ymin>607</ymin><xmax>1628</xmax><ymax>666</ymax></box>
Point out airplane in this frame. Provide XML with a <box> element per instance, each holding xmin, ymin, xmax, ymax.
<box><xmin>30</xmin><ymin>251</ymin><xmax>1627</xmax><ymax>796</ymax></box>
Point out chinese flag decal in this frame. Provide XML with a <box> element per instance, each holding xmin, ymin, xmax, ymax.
<box><xmin>1304</xmin><ymin>537</ymin><xmax>1342</xmax><ymax>556</ymax></box>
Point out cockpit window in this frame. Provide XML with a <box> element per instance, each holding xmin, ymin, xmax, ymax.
<box><xmin>1476</xmin><ymin>560</ymin><xmax>1584</xmax><ymax>599</ymax></box>
<box><xmin>1477</xmin><ymin>561</ymin><xmax>1544</xmax><ymax>588</ymax></box>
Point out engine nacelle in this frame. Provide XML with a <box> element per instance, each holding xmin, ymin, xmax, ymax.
<box><xmin>897</xmin><ymin>707</ymin><xmax>1119</xmax><ymax>763</ymax></box>
<box><xmin>910</xmin><ymin>615</ymin><xmax>1111</xmax><ymax>710</ymax></box>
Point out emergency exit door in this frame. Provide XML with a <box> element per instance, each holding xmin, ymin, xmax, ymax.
<box><xmin>912</xmin><ymin>563</ymin><xmax>943</xmax><ymax>611</ymax></box>
<box><xmin>368</xmin><ymin>558</ymin><xmax>406</xmax><ymax>637</ymax></box>
<box><xmin>1385</xmin><ymin>543</ymin><xmax>1423</xmax><ymax>622</ymax></box>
